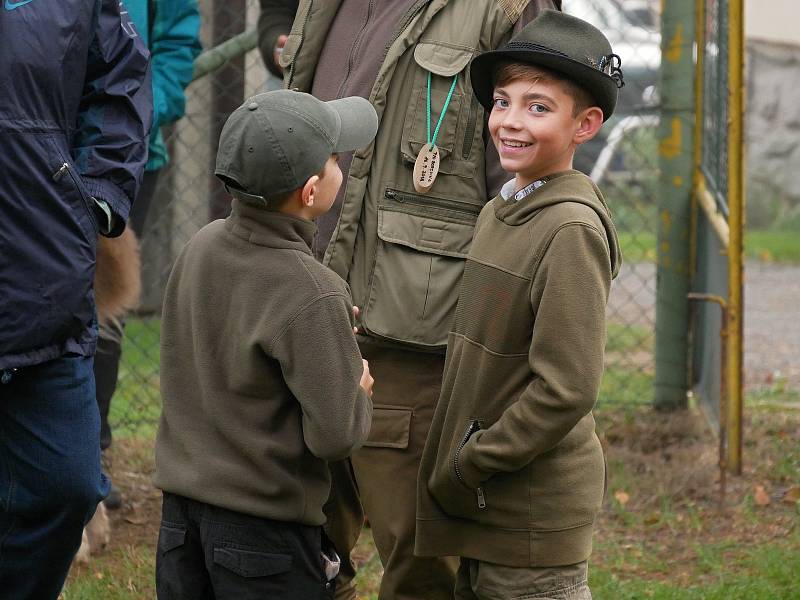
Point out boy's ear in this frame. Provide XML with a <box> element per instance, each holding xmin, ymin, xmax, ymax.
<box><xmin>573</xmin><ymin>107</ymin><xmax>604</xmax><ymax>146</ymax></box>
<box><xmin>300</xmin><ymin>175</ymin><xmax>320</xmax><ymax>207</ymax></box>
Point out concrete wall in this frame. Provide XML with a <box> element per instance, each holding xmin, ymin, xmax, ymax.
<box><xmin>746</xmin><ymin>39</ymin><xmax>800</xmax><ymax>226</ymax></box>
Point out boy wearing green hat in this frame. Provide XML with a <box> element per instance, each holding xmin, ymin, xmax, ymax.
<box><xmin>153</xmin><ymin>89</ymin><xmax>378</xmax><ymax>599</ymax></box>
<box><xmin>415</xmin><ymin>10</ymin><xmax>624</xmax><ymax>599</ymax></box>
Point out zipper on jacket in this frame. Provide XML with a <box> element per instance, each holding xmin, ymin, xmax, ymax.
<box><xmin>454</xmin><ymin>419</ymin><xmax>486</xmax><ymax>509</ymax></box>
<box><xmin>53</xmin><ymin>163</ymin><xmax>69</xmax><ymax>181</ymax></box>
<box><xmin>384</xmin><ymin>188</ymin><xmax>481</xmax><ymax>216</ymax></box>
<box><xmin>461</xmin><ymin>98</ymin><xmax>478</xmax><ymax>159</ymax></box>
<box><xmin>336</xmin><ymin>0</ymin><xmax>376</xmax><ymax>99</ymax></box>
<box><xmin>53</xmin><ymin>161</ymin><xmax>99</xmax><ymax>231</ymax></box>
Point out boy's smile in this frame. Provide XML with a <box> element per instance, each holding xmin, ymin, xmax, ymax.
<box><xmin>489</xmin><ymin>78</ymin><xmax>587</xmax><ymax>190</ymax></box>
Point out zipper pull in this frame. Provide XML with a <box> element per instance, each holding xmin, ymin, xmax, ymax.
<box><xmin>476</xmin><ymin>487</ymin><xmax>486</xmax><ymax>509</ymax></box>
<box><xmin>385</xmin><ymin>189</ymin><xmax>397</xmax><ymax>200</ymax></box>
<box><xmin>53</xmin><ymin>163</ymin><xmax>69</xmax><ymax>181</ymax></box>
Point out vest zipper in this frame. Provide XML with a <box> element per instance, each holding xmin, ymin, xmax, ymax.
<box><xmin>385</xmin><ymin>188</ymin><xmax>481</xmax><ymax>216</ymax></box>
<box><xmin>462</xmin><ymin>98</ymin><xmax>478</xmax><ymax>159</ymax></box>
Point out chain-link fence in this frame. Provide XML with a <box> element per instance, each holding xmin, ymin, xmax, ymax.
<box><xmin>111</xmin><ymin>0</ymin><xmax>665</xmax><ymax>439</ymax></box>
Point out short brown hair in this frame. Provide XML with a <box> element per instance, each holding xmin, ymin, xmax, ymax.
<box><xmin>492</xmin><ymin>62</ymin><xmax>595</xmax><ymax>116</ymax></box>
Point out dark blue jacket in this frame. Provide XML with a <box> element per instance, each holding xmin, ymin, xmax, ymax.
<box><xmin>0</xmin><ymin>0</ymin><xmax>152</xmax><ymax>370</ymax></box>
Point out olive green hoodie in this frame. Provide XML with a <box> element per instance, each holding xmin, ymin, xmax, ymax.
<box><xmin>416</xmin><ymin>170</ymin><xmax>621</xmax><ymax>567</ymax></box>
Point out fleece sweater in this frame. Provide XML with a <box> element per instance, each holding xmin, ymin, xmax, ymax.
<box><xmin>416</xmin><ymin>170</ymin><xmax>622</xmax><ymax>566</ymax></box>
<box><xmin>154</xmin><ymin>199</ymin><xmax>372</xmax><ymax>526</ymax></box>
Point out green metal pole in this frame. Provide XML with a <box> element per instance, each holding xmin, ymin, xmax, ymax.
<box><xmin>192</xmin><ymin>28</ymin><xmax>257</xmax><ymax>83</ymax></box>
<box><xmin>654</xmin><ymin>0</ymin><xmax>696</xmax><ymax>410</ymax></box>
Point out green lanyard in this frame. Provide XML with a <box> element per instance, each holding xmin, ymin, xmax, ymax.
<box><xmin>426</xmin><ymin>72</ymin><xmax>458</xmax><ymax>150</ymax></box>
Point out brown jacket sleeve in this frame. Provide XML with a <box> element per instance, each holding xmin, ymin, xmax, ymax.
<box><xmin>484</xmin><ymin>0</ymin><xmax>560</xmax><ymax>197</ymax></box>
<box><xmin>258</xmin><ymin>0</ymin><xmax>299</xmax><ymax>77</ymax></box>
<box><xmin>270</xmin><ymin>292</ymin><xmax>372</xmax><ymax>461</ymax></box>
<box><xmin>457</xmin><ymin>224</ymin><xmax>611</xmax><ymax>486</ymax></box>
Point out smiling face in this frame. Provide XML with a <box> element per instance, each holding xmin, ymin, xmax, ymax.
<box><xmin>488</xmin><ymin>74</ymin><xmax>602</xmax><ymax>189</ymax></box>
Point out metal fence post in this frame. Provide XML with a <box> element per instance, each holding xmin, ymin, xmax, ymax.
<box><xmin>654</xmin><ymin>0</ymin><xmax>696</xmax><ymax>410</ymax></box>
<box><xmin>726</xmin><ymin>0</ymin><xmax>745</xmax><ymax>474</ymax></box>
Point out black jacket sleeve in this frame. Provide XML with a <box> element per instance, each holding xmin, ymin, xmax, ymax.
<box><xmin>72</xmin><ymin>0</ymin><xmax>153</xmax><ymax>235</ymax></box>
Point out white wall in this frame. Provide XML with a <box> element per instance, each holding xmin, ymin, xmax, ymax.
<box><xmin>746</xmin><ymin>0</ymin><xmax>800</xmax><ymax>47</ymax></box>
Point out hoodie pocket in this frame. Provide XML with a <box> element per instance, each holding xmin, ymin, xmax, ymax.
<box><xmin>428</xmin><ymin>418</ymin><xmax>487</xmax><ymax>516</ymax></box>
<box><xmin>361</xmin><ymin>188</ymin><xmax>480</xmax><ymax>348</ymax></box>
<box><xmin>454</xmin><ymin>419</ymin><xmax>487</xmax><ymax>508</ymax></box>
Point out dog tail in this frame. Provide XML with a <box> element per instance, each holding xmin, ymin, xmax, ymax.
<box><xmin>94</xmin><ymin>227</ymin><xmax>141</xmax><ymax>324</ymax></box>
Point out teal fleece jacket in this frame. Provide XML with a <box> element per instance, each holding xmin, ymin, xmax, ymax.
<box><xmin>127</xmin><ymin>0</ymin><xmax>201</xmax><ymax>171</ymax></box>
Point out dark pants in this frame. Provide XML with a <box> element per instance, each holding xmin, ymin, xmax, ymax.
<box><xmin>157</xmin><ymin>492</ymin><xmax>335</xmax><ymax>600</ymax></box>
<box><xmin>324</xmin><ymin>345</ymin><xmax>458</xmax><ymax>600</ymax></box>
<box><xmin>0</xmin><ymin>356</ymin><xmax>109</xmax><ymax>600</ymax></box>
<box><xmin>95</xmin><ymin>169</ymin><xmax>159</xmax><ymax>451</ymax></box>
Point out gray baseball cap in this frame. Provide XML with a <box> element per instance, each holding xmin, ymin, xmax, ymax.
<box><xmin>215</xmin><ymin>89</ymin><xmax>379</xmax><ymax>205</ymax></box>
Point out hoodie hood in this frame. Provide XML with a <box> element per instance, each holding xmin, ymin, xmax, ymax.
<box><xmin>494</xmin><ymin>170</ymin><xmax>622</xmax><ymax>278</ymax></box>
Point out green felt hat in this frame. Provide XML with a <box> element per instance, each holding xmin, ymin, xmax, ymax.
<box><xmin>470</xmin><ymin>9</ymin><xmax>624</xmax><ymax>120</ymax></box>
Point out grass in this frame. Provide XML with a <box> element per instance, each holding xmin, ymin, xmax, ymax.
<box><xmin>618</xmin><ymin>229</ymin><xmax>800</xmax><ymax>264</ymax></box>
<box><xmin>63</xmin><ymin>317</ymin><xmax>800</xmax><ymax>599</ymax></box>
<box><xmin>591</xmin><ymin>532</ymin><xmax>800</xmax><ymax>599</ymax></box>
<box><xmin>110</xmin><ymin>317</ymin><xmax>161</xmax><ymax>440</ymax></box>
<box><xmin>63</xmin><ymin>376</ymin><xmax>800</xmax><ymax>599</ymax></box>
<box><xmin>61</xmin><ymin>546</ymin><xmax>156</xmax><ymax>600</ymax></box>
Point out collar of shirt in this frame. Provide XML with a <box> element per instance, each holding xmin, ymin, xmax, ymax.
<box><xmin>499</xmin><ymin>178</ymin><xmax>549</xmax><ymax>202</ymax></box>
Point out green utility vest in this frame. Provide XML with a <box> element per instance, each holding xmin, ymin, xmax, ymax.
<box><xmin>281</xmin><ymin>0</ymin><xmax>526</xmax><ymax>349</ymax></box>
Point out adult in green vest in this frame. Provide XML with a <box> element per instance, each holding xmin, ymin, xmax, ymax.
<box><xmin>259</xmin><ymin>2</ymin><xmax>560</xmax><ymax>599</ymax></box>
<box><xmin>94</xmin><ymin>0</ymin><xmax>202</xmax><ymax>508</ymax></box>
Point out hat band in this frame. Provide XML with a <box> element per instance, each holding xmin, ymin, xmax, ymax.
<box><xmin>504</xmin><ymin>41</ymin><xmax>625</xmax><ymax>89</ymax></box>
<box><xmin>505</xmin><ymin>41</ymin><xmax>570</xmax><ymax>58</ymax></box>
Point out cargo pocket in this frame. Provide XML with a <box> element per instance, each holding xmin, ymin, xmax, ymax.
<box><xmin>401</xmin><ymin>41</ymin><xmax>480</xmax><ymax>179</ymax></box>
<box><xmin>158</xmin><ymin>525</ymin><xmax>186</xmax><ymax>555</ymax></box>
<box><xmin>363</xmin><ymin>404</ymin><xmax>413</xmax><ymax>449</ymax></box>
<box><xmin>361</xmin><ymin>188</ymin><xmax>480</xmax><ymax>348</ymax></box>
<box><xmin>213</xmin><ymin>545</ymin><xmax>293</xmax><ymax>578</ymax></box>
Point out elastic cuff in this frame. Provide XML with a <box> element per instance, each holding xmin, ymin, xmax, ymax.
<box><xmin>82</xmin><ymin>176</ymin><xmax>130</xmax><ymax>237</ymax></box>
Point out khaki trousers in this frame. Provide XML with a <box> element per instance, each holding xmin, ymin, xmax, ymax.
<box><xmin>324</xmin><ymin>344</ymin><xmax>457</xmax><ymax>600</ymax></box>
<box><xmin>455</xmin><ymin>559</ymin><xmax>591</xmax><ymax>600</ymax></box>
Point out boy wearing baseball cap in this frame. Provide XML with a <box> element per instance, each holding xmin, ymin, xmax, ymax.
<box><xmin>416</xmin><ymin>10</ymin><xmax>624</xmax><ymax>599</ymax></box>
<box><xmin>153</xmin><ymin>90</ymin><xmax>378</xmax><ymax>599</ymax></box>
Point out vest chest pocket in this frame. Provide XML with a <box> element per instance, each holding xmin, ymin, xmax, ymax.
<box><xmin>361</xmin><ymin>188</ymin><xmax>480</xmax><ymax>348</ymax></box>
<box><xmin>400</xmin><ymin>41</ymin><xmax>482</xmax><ymax>180</ymax></box>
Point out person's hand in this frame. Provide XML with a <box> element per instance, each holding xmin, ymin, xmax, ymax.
<box><xmin>352</xmin><ymin>306</ymin><xmax>361</xmax><ymax>334</ymax></box>
<box><xmin>273</xmin><ymin>34</ymin><xmax>288</xmax><ymax>73</ymax></box>
<box><xmin>360</xmin><ymin>359</ymin><xmax>374</xmax><ymax>398</ymax></box>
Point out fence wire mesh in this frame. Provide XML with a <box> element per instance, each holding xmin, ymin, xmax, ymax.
<box><xmin>112</xmin><ymin>0</ymin><xmax>664</xmax><ymax>439</ymax></box>
<box><xmin>692</xmin><ymin>0</ymin><xmax>734</xmax><ymax>430</ymax></box>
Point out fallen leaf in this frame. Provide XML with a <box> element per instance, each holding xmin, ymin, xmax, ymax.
<box><xmin>781</xmin><ymin>486</ymin><xmax>800</xmax><ymax>504</ymax></box>
<box><xmin>644</xmin><ymin>511</ymin><xmax>661</xmax><ymax>525</ymax></box>
<box><xmin>754</xmin><ymin>485</ymin><xmax>771</xmax><ymax>506</ymax></box>
<box><xmin>614</xmin><ymin>490</ymin><xmax>630</xmax><ymax>506</ymax></box>
<box><xmin>94</xmin><ymin>572</ymin><xmax>104</xmax><ymax>580</ymax></box>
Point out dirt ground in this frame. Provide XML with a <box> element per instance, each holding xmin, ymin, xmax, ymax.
<box><xmin>66</xmin><ymin>401</ymin><xmax>799</xmax><ymax>597</ymax></box>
